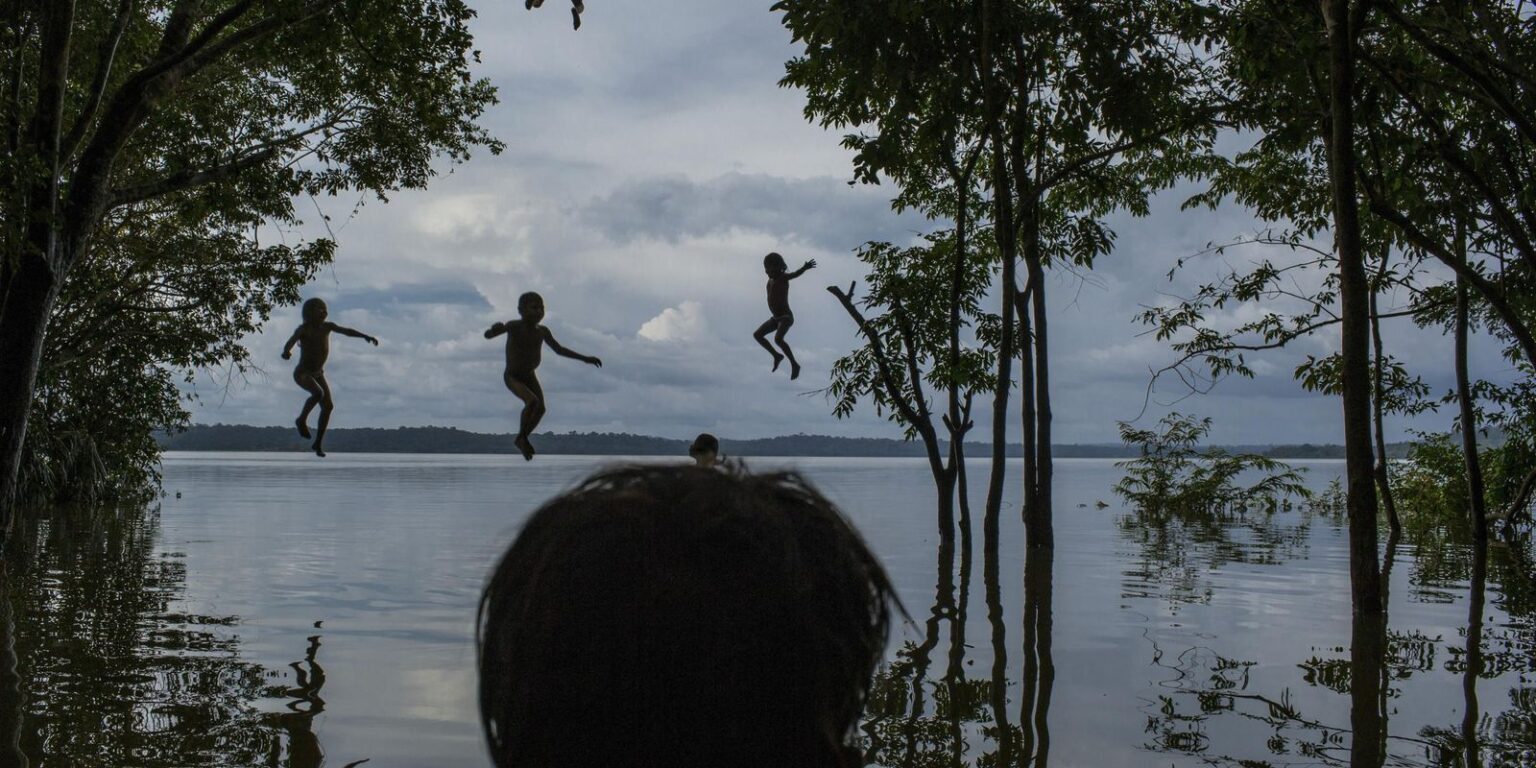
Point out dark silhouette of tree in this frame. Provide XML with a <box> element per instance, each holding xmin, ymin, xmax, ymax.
<box><xmin>0</xmin><ymin>0</ymin><xmax>504</xmax><ymax>541</ymax></box>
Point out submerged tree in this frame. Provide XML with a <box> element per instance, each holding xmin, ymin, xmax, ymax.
<box><xmin>778</xmin><ymin>0</ymin><xmax>1217</xmax><ymax>546</ymax></box>
<box><xmin>0</xmin><ymin>0</ymin><xmax>506</xmax><ymax>539</ymax></box>
<box><xmin>826</xmin><ymin>231</ymin><xmax>997</xmax><ymax>535</ymax></box>
<box><xmin>1114</xmin><ymin>412</ymin><xmax>1310</xmax><ymax>515</ymax></box>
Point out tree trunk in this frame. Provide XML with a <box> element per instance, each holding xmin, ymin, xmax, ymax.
<box><xmin>948</xmin><ymin>165</ymin><xmax>974</xmax><ymax>545</ymax></box>
<box><xmin>1460</xmin><ymin>539</ymin><xmax>1487</xmax><ymax>768</ymax></box>
<box><xmin>1369</xmin><ymin>284</ymin><xmax>1399</xmax><ymax>533</ymax></box>
<box><xmin>1456</xmin><ymin>274</ymin><xmax>1489</xmax><ymax>543</ymax></box>
<box><xmin>983</xmin><ymin>149</ymin><xmax>1018</xmax><ymax>526</ymax></box>
<box><xmin>0</xmin><ymin>251</ymin><xmax>61</xmax><ymax>539</ymax></box>
<box><xmin>1324</xmin><ymin>0</ymin><xmax>1383</xmax><ymax>617</ymax></box>
<box><xmin>1024</xmin><ymin>241</ymin><xmax>1053</xmax><ymax>548</ymax></box>
<box><xmin>1018</xmin><ymin>283</ymin><xmax>1038</xmax><ymax>523</ymax></box>
<box><xmin>1349</xmin><ymin>610</ymin><xmax>1388</xmax><ymax>768</ymax></box>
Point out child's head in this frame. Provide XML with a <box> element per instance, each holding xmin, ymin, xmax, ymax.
<box><xmin>763</xmin><ymin>251</ymin><xmax>787</xmax><ymax>275</ymax></box>
<box><xmin>517</xmin><ymin>292</ymin><xmax>545</xmax><ymax>323</ymax></box>
<box><xmin>477</xmin><ymin>465</ymin><xmax>896</xmax><ymax>768</ymax></box>
<box><xmin>688</xmin><ymin>433</ymin><xmax>720</xmax><ymax>467</ymax></box>
<box><xmin>301</xmin><ymin>298</ymin><xmax>327</xmax><ymax>324</ymax></box>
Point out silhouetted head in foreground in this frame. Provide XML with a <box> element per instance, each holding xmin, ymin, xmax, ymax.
<box><xmin>688</xmin><ymin>432</ymin><xmax>720</xmax><ymax>467</ymax></box>
<box><xmin>477</xmin><ymin>465</ymin><xmax>897</xmax><ymax>768</ymax></box>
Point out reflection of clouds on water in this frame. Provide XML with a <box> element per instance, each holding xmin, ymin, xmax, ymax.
<box><xmin>400</xmin><ymin>667</ymin><xmax>478</xmax><ymax>723</ymax></box>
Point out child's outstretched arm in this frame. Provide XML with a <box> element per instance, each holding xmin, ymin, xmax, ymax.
<box><xmin>329</xmin><ymin>323</ymin><xmax>380</xmax><ymax>346</ymax></box>
<box><xmin>484</xmin><ymin>321</ymin><xmax>508</xmax><ymax>339</ymax></box>
<box><xmin>281</xmin><ymin>328</ymin><xmax>300</xmax><ymax>360</ymax></box>
<box><xmin>787</xmin><ymin>259</ymin><xmax>818</xmax><ymax>279</ymax></box>
<box><xmin>542</xmin><ymin>328</ymin><xmax>602</xmax><ymax>367</ymax></box>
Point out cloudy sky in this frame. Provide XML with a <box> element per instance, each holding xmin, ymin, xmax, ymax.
<box><xmin>185</xmin><ymin>0</ymin><xmax>1517</xmax><ymax>445</ymax></box>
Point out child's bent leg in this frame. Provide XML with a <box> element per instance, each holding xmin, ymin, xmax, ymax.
<box><xmin>312</xmin><ymin>374</ymin><xmax>335</xmax><ymax>457</ymax></box>
<box><xmin>753</xmin><ymin>318</ymin><xmax>785</xmax><ymax>371</ymax></box>
<box><xmin>773</xmin><ymin>318</ymin><xmax>801</xmax><ymax>380</ymax></box>
<box><xmin>504</xmin><ymin>372</ymin><xmax>545</xmax><ymax>460</ymax></box>
<box><xmin>294</xmin><ymin>370</ymin><xmax>324</xmax><ymax>439</ymax></box>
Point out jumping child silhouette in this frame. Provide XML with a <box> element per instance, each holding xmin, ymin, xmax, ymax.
<box><xmin>485</xmin><ymin>292</ymin><xmax>602</xmax><ymax>461</ymax></box>
<box><xmin>753</xmin><ymin>252</ymin><xmax>816</xmax><ymax>380</ymax></box>
<box><xmin>282</xmin><ymin>298</ymin><xmax>377</xmax><ymax>457</ymax></box>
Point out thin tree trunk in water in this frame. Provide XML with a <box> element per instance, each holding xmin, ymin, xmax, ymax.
<box><xmin>1369</xmin><ymin>285</ymin><xmax>1399</xmax><ymax>533</ymax></box>
<box><xmin>1456</xmin><ymin>274</ymin><xmax>1489</xmax><ymax>543</ymax></box>
<box><xmin>1025</xmin><ymin>249</ymin><xmax>1053</xmax><ymax>547</ymax></box>
<box><xmin>955</xmin><ymin>437</ymin><xmax>973</xmax><ymax>529</ymax></box>
<box><xmin>948</xmin><ymin>162</ymin><xmax>974</xmax><ymax>544</ymax></box>
<box><xmin>1020</xmin><ymin>545</ymin><xmax>1054</xmax><ymax>765</ymax></box>
<box><xmin>1018</xmin><ymin>285</ymin><xmax>1039</xmax><ymax>523</ymax></box>
<box><xmin>1349</xmin><ymin>609</ymin><xmax>1388</xmax><ymax>768</ymax></box>
<box><xmin>0</xmin><ymin>252</ymin><xmax>61</xmax><ymax>535</ymax></box>
<box><xmin>983</xmin><ymin>153</ymin><xmax>1017</xmax><ymax>525</ymax></box>
<box><xmin>1461</xmin><ymin>540</ymin><xmax>1487</xmax><ymax>768</ymax></box>
<box><xmin>983</xmin><ymin>512</ymin><xmax>1012</xmax><ymax>767</ymax></box>
<box><xmin>1324</xmin><ymin>0</ymin><xmax>1383</xmax><ymax>617</ymax></box>
<box><xmin>943</xmin><ymin>522</ymin><xmax>973</xmax><ymax>764</ymax></box>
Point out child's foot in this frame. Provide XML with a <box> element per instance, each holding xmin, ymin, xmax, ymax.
<box><xmin>525</xmin><ymin>0</ymin><xmax>540</xmax><ymax>8</ymax></box>
<box><xmin>312</xmin><ymin>442</ymin><xmax>326</xmax><ymax>458</ymax></box>
<box><xmin>790</xmin><ymin>360</ymin><xmax>802</xmax><ymax>380</ymax></box>
<box><xmin>296</xmin><ymin>417</ymin><xmax>311</xmax><ymax>440</ymax></box>
<box><xmin>770</xmin><ymin>353</ymin><xmax>784</xmax><ymax>372</ymax></box>
<box><xmin>571</xmin><ymin>5</ymin><xmax>581</xmax><ymax>29</ymax></box>
<box><xmin>515</xmin><ymin>435</ymin><xmax>536</xmax><ymax>462</ymax></box>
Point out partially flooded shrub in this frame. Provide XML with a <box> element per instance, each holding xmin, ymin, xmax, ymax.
<box><xmin>1392</xmin><ymin>430</ymin><xmax>1536</xmax><ymax>533</ymax></box>
<box><xmin>1114</xmin><ymin>413</ymin><xmax>1310</xmax><ymax>515</ymax></box>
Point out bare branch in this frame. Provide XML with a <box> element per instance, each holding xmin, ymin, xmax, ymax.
<box><xmin>827</xmin><ymin>283</ymin><xmax>944</xmax><ymax>476</ymax></box>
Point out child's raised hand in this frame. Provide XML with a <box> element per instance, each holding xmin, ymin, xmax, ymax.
<box><xmin>804</xmin><ymin>259</ymin><xmax>818</xmax><ymax>270</ymax></box>
<box><xmin>366</xmin><ymin>335</ymin><xmax>379</xmax><ymax>346</ymax></box>
<box><xmin>588</xmin><ymin>356</ymin><xmax>603</xmax><ymax>368</ymax></box>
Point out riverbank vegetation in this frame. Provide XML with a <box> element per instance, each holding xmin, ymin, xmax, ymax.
<box><xmin>0</xmin><ymin>1</ymin><xmax>503</xmax><ymax>538</ymax></box>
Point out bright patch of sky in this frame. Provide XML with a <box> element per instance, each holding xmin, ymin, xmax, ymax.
<box><xmin>184</xmin><ymin>1</ymin><xmax>1518</xmax><ymax>445</ymax></box>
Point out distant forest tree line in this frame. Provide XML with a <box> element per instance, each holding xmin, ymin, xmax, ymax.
<box><xmin>157</xmin><ymin>423</ymin><xmax>1409</xmax><ymax>460</ymax></box>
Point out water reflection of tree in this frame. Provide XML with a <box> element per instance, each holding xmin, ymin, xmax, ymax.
<box><xmin>863</xmin><ymin>529</ymin><xmax>1055</xmax><ymax>767</ymax></box>
<box><xmin>1117</xmin><ymin>503</ymin><xmax>1324</xmax><ymax>608</ymax></box>
<box><xmin>1419</xmin><ymin>538</ymin><xmax>1536</xmax><ymax>768</ymax></box>
<box><xmin>1134</xmin><ymin>519</ymin><xmax>1536</xmax><ymax>767</ymax></box>
<box><xmin>0</xmin><ymin>505</ymin><xmax>350</xmax><ymax>767</ymax></box>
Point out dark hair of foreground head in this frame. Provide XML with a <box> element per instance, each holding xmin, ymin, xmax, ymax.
<box><xmin>476</xmin><ymin>464</ymin><xmax>898</xmax><ymax>768</ymax></box>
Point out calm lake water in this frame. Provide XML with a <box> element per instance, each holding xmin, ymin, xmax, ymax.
<box><xmin>3</xmin><ymin>453</ymin><xmax>1532</xmax><ymax>767</ymax></box>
